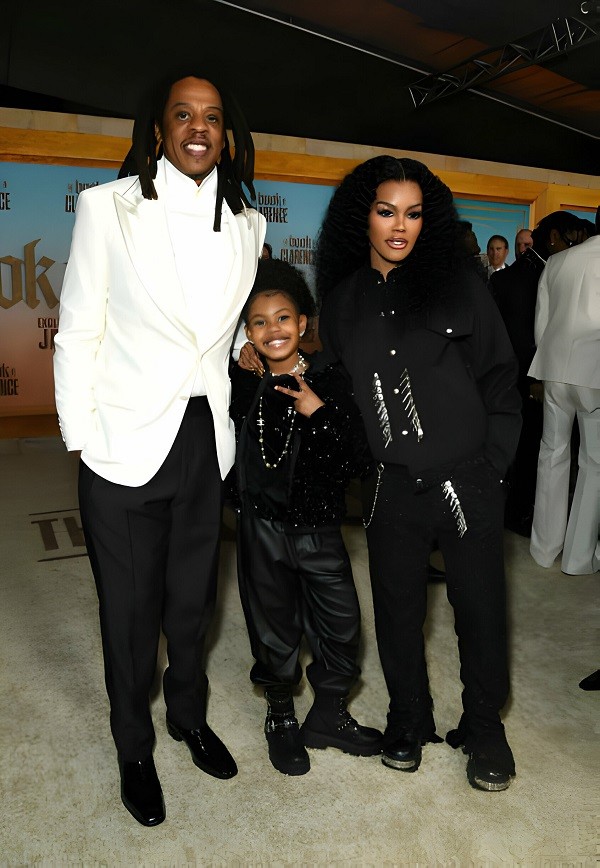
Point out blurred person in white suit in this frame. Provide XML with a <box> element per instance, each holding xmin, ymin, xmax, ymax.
<box><xmin>53</xmin><ymin>72</ymin><xmax>265</xmax><ymax>826</ymax></box>
<box><xmin>528</xmin><ymin>208</ymin><xmax>600</xmax><ymax>575</ymax></box>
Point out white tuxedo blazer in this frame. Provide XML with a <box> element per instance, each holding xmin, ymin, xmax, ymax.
<box><xmin>54</xmin><ymin>172</ymin><xmax>265</xmax><ymax>486</ymax></box>
<box><xmin>528</xmin><ymin>236</ymin><xmax>600</xmax><ymax>389</ymax></box>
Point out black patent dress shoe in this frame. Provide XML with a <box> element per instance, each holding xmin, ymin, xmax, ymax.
<box><xmin>166</xmin><ymin>719</ymin><xmax>238</xmax><ymax>779</ymax></box>
<box><xmin>118</xmin><ymin>755</ymin><xmax>165</xmax><ymax>827</ymax></box>
<box><xmin>382</xmin><ymin>731</ymin><xmax>422</xmax><ymax>772</ymax></box>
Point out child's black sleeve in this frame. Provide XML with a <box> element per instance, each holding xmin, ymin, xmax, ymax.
<box><xmin>228</xmin><ymin>362</ymin><xmax>259</xmax><ymax>436</ymax></box>
<box><xmin>301</xmin><ymin>365</ymin><xmax>373</xmax><ymax>482</ymax></box>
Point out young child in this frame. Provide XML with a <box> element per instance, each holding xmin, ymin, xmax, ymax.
<box><xmin>229</xmin><ymin>259</ymin><xmax>382</xmax><ymax>775</ymax></box>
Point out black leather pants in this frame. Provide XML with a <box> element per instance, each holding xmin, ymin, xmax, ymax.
<box><xmin>236</xmin><ymin>512</ymin><xmax>361</xmax><ymax>693</ymax></box>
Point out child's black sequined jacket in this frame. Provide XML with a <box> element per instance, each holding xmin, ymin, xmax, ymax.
<box><xmin>229</xmin><ymin>353</ymin><xmax>372</xmax><ymax>531</ymax></box>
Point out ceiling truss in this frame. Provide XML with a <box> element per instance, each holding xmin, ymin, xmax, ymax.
<box><xmin>408</xmin><ymin>15</ymin><xmax>600</xmax><ymax>109</ymax></box>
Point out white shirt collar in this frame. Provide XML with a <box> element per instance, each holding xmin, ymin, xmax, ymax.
<box><xmin>159</xmin><ymin>156</ymin><xmax>218</xmax><ymax>203</ymax></box>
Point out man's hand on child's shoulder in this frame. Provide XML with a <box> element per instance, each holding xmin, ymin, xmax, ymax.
<box><xmin>238</xmin><ymin>341</ymin><xmax>264</xmax><ymax>376</ymax></box>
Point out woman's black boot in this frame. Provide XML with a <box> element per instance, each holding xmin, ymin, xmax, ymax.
<box><xmin>264</xmin><ymin>686</ymin><xmax>310</xmax><ymax>776</ymax></box>
<box><xmin>301</xmin><ymin>693</ymin><xmax>383</xmax><ymax>756</ymax></box>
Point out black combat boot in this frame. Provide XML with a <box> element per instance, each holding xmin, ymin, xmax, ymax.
<box><xmin>264</xmin><ymin>685</ymin><xmax>310</xmax><ymax>776</ymax></box>
<box><xmin>301</xmin><ymin>693</ymin><xmax>383</xmax><ymax>756</ymax></box>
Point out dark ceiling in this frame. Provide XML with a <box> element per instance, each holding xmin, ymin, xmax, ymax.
<box><xmin>2</xmin><ymin>0</ymin><xmax>599</xmax><ymax>174</ymax></box>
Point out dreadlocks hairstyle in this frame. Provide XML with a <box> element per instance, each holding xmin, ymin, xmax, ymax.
<box><xmin>242</xmin><ymin>258</ymin><xmax>317</xmax><ymax>322</ymax></box>
<box><xmin>118</xmin><ymin>70</ymin><xmax>256</xmax><ymax>232</ymax></box>
<box><xmin>531</xmin><ymin>210</ymin><xmax>583</xmax><ymax>257</ymax></box>
<box><xmin>315</xmin><ymin>156</ymin><xmax>457</xmax><ymax>302</ymax></box>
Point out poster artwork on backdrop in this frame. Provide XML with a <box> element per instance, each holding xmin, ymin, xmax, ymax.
<box><xmin>0</xmin><ymin>164</ymin><xmax>117</xmax><ymax>413</ymax></box>
<box><xmin>254</xmin><ymin>180</ymin><xmax>335</xmax><ymax>296</ymax></box>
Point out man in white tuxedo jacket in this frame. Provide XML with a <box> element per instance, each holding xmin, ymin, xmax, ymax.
<box><xmin>528</xmin><ymin>212</ymin><xmax>600</xmax><ymax>575</ymax></box>
<box><xmin>54</xmin><ymin>74</ymin><xmax>265</xmax><ymax>826</ymax></box>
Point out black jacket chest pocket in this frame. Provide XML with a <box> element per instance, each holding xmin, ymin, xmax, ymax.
<box><xmin>425</xmin><ymin>306</ymin><xmax>474</xmax><ymax>340</ymax></box>
<box><xmin>422</xmin><ymin>309</ymin><xmax>475</xmax><ymax>372</ymax></box>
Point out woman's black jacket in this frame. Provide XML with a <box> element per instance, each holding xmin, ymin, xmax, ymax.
<box><xmin>318</xmin><ymin>264</ymin><xmax>522</xmax><ymax>487</ymax></box>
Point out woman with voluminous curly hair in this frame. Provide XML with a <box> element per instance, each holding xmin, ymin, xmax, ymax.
<box><xmin>316</xmin><ymin>155</ymin><xmax>522</xmax><ymax>791</ymax></box>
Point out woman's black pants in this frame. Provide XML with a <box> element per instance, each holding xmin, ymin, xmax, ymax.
<box><xmin>364</xmin><ymin>460</ymin><xmax>510</xmax><ymax>741</ymax></box>
<box><xmin>236</xmin><ymin>513</ymin><xmax>361</xmax><ymax>694</ymax></box>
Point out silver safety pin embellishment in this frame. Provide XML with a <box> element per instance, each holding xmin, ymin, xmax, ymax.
<box><xmin>399</xmin><ymin>368</ymin><xmax>423</xmax><ymax>441</ymax></box>
<box><xmin>372</xmin><ymin>373</ymin><xmax>392</xmax><ymax>447</ymax></box>
<box><xmin>442</xmin><ymin>480</ymin><xmax>467</xmax><ymax>537</ymax></box>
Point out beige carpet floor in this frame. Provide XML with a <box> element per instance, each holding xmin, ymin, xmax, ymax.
<box><xmin>0</xmin><ymin>437</ymin><xmax>598</xmax><ymax>867</ymax></box>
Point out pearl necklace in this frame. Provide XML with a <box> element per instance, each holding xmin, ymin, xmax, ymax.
<box><xmin>257</xmin><ymin>354</ymin><xmax>306</xmax><ymax>469</ymax></box>
<box><xmin>257</xmin><ymin>397</ymin><xmax>296</xmax><ymax>469</ymax></box>
<box><xmin>270</xmin><ymin>352</ymin><xmax>307</xmax><ymax>377</ymax></box>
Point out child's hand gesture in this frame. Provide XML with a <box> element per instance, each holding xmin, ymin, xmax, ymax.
<box><xmin>274</xmin><ymin>374</ymin><xmax>325</xmax><ymax>418</ymax></box>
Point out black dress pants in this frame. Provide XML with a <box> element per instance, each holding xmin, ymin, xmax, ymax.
<box><xmin>78</xmin><ymin>398</ymin><xmax>223</xmax><ymax>760</ymax></box>
<box><xmin>364</xmin><ymin>459</ymin><xmax>509</xmax><ymax>741</ymax></box>
<box><xmin>504</xmin><ymin>381</ymin><xmax>543</xmax><ymax>529</ymax></box>
<box><xmin>236</xmin><ymin>512</ymin><xmax>361</xmax><ymax>694</ymax></box>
